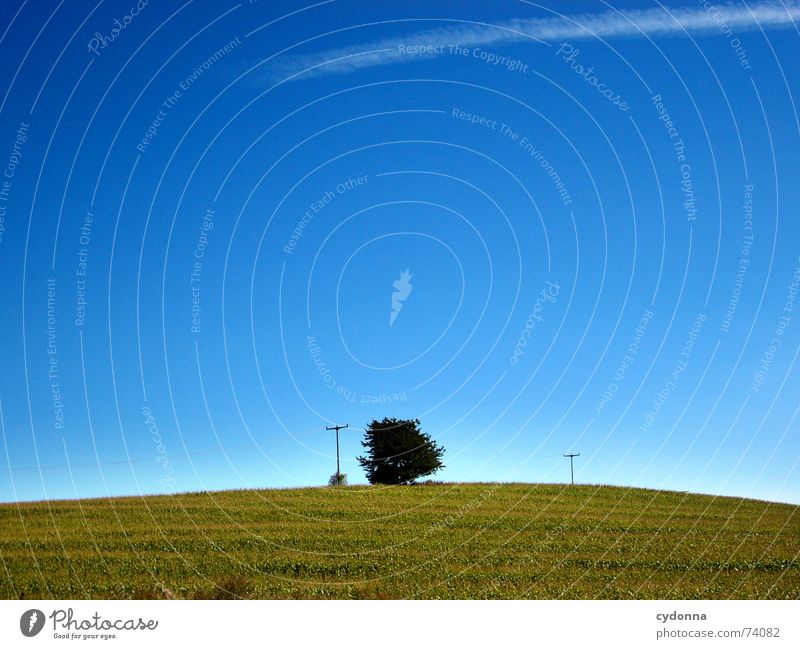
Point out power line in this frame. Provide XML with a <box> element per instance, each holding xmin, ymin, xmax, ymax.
<box><xmin>563</xmin><ymin>452</ymin><xmax>580</xmax><ymax>485</ymax></box>
<box><xmin>325</xmin><ymin>424</ymin><xmax>349</xmax><ymax>478</ymax></box>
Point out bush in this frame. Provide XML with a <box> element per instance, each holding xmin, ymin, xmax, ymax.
<box><xmin>328</xmin><ymin>472</ymin><xmax>347</xmax><ymax>486</ymax></box>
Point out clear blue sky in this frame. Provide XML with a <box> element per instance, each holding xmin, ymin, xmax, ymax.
<box><xmin>0</xmin><ymin>0</ymin><xmax>798</xmax><ymax>503</ymax></box>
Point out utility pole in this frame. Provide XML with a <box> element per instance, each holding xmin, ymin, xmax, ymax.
<box><xmin>326</xmin><ymin>424</ymin><xmax>349</xmax><ymax>477</ymax></box>
<box><xmin>563</xmin><ymin>452</ymin><xmax>580</xmax><ymax>485</ymax></box>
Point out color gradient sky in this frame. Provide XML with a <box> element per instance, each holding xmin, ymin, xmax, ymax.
<box><xmin>0</xmin><ymin>0</ymin><xmax>798</xmax><ymax>503</ymax></box>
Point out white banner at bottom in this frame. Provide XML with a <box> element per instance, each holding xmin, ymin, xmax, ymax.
<box><xmin>0</xmin><ymin>600</ymin><xmax>796</xmax><ymax>648</ymax></box>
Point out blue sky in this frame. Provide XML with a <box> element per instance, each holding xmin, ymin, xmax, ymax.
<box><xmin>0</xmin><ymin>0</ymin><xmax>799</xmax><ymax>503</ymax></box>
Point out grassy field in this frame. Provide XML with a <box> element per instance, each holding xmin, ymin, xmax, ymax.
<box><xmin>0</xmin><ymin>483</ymin><xmax>797</xmax><ymax>599</ymax></box>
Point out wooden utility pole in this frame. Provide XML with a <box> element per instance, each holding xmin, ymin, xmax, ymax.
<box><xmin>326</xmin><ymin>424</ymin><xmax>349</xmax><ymax>477</ymax></box>
<box><xmin>563</xmin><ymin>452</ymin><xmax>580</xmax><ymax>485</ymax></box>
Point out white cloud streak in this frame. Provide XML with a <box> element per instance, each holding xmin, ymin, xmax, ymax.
<box><xmin>270</xmin><ymin>1</ymin><xmax>799</xmax><ymax>80</ymax></box>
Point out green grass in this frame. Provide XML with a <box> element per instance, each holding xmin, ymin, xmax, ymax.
<box><xmin>1</xmin><ymin>483</ymin><xmax>797</xmax><ymax>599</ymax></box>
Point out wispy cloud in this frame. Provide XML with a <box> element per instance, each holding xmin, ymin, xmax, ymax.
<box><xmin>270</xmin><ymin>1</ymin><xmax>799</xmax><ymax>80</ymax></box>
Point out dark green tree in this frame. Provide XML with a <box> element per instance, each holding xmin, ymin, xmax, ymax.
<box><xmin>357</xmin><ymin>418</ymin><xmax>445</xmax><ymax>485</ymax></box>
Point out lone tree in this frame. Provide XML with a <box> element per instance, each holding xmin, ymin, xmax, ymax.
<box><xmin>357</xmin><ymin>418</ymin><xmax>445</xmax><ymax>485</ymax></box>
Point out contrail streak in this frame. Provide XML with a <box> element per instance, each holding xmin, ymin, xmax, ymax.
<box><xmin>269</xmin><ymin>2</ymin><xmax>799</xmax><ymax>79</ymax></box>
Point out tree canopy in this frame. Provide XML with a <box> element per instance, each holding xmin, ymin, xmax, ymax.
<box><xmin>357</xmin><ymin>418</ymin><xmax>445</xmax><ymax>485</ymax></box>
